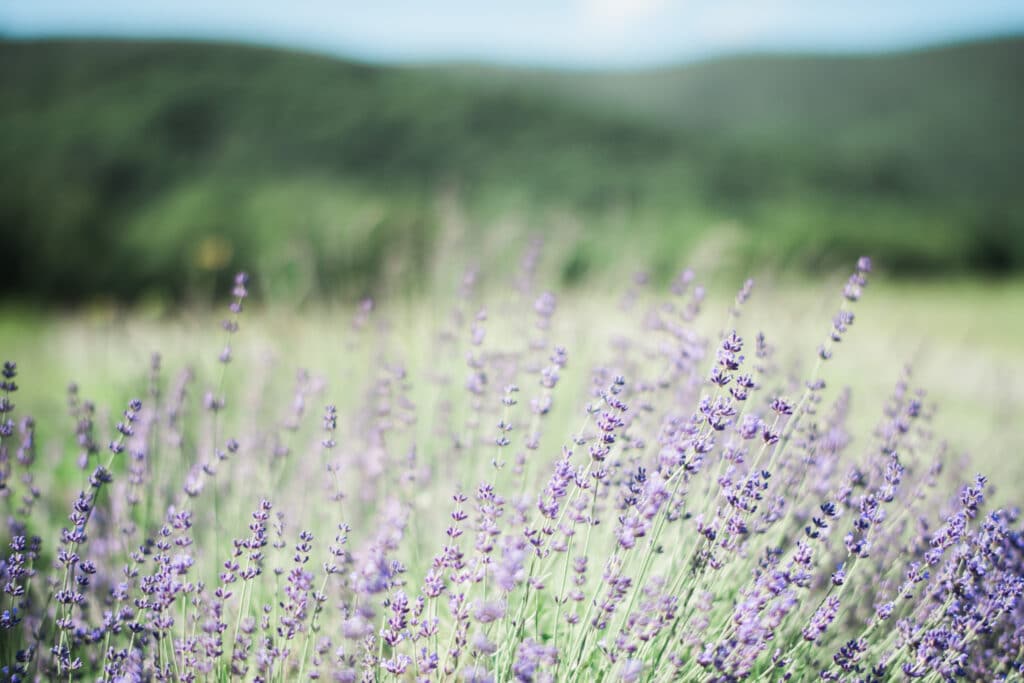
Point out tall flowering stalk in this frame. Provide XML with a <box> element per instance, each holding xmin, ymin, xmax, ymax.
<box><xmin>47</xmin><ymin>397</ymin><xmax>140</xmax><ymax>676</ymax></box>
<box><xmin>0</xmin><ymin>362</ymin><xmax>20</xmax><ymax>528</ymax></box>
<box><xmin>203</xmin><ymin>272</ymin><xmax>249</xmax><ymax>540</ymax></box>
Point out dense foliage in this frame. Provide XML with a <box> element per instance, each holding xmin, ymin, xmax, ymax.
<box><xmin>1</xmin><ymin>257</ymin><xmax>1022</xmax><ymax>681</ymax></box>
<box><xmin>1</xmin><ymin>38</ymin><xmax>1023</xmax><ymax>302</ymax></box>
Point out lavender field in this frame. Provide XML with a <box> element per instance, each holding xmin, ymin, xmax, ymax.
<box><xmin>1</xmin><ymin>257</ymin><xmax>1023</xmax><ymax>682</ymax></box>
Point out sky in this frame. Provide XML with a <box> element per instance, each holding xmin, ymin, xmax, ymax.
<box><xmin>2</xmin><ymin>0</ymin><xmax>1023</xmax><ymax>68</ymax></box>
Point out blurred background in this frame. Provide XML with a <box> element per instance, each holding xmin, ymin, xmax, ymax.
<box><xmin>2</xmin><ymin>2</ymin><xmax>1024</xmax><ymax>489</ymax></box>
<box><xmin>2</xmin><ymin>1</ymin><xmax>1023</xmax><ymax>306</ymax></box>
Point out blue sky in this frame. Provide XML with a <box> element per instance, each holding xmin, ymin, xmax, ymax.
<box><xmin>2</xmin><ymin>1</ymin><xmax>1023</xmax><ymax>67</ymax></box>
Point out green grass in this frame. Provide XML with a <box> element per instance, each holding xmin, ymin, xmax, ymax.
<box><xmin>1</xmin><ymin>37</ymin><xmax>1022</xmax><ymax>303</ymax></box>
<box><xmin>4</xmin><ymin>275</ymin><xmax>1022</xmax><ymax>501</ymax></box>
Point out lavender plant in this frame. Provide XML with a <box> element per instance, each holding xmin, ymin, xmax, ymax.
<box><xmin>0</xmin><ymin>257</ymin><xmax>1022</xmax><ymax>682</ymax></box>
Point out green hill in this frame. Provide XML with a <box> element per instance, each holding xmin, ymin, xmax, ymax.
<box><xmin>1</xmin><ymin>37</ymin><xmax>1022</xmax><ymax>302</ymax></box>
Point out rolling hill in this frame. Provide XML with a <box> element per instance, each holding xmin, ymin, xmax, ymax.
<box><xmin>1</xmin><ymin>37</ymin><xmax>1022</xmax><ymax>302</ymax></box>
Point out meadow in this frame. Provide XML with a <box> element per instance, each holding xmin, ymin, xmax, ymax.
<box><xmin>1</xmin><ymin>254</ymin><xmax>1022</xmax><ymax>681</ymax></box>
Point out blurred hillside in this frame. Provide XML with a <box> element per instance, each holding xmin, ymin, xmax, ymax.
<box><xmin>1</xmin><ymin>37</ymin><xmax>1022</xmax><ymax>303</ymax></box>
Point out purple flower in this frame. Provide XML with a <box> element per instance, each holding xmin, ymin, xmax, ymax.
<box><xmin>473</xmin><ymin>600</ymin><xmax>505</xmax><ymax>624</ymax></box>
<box><xmin>802</xmin><ymin>596</ymin><xmax>841</xmax><ymax>643</ymax></box>
<box><xmin>512</xmin><ymin>638</ymin><xmax>557</xmax><ymax>682</ymax></box>
<box><xmin>833</xmin><ymin>638</ymin><xmax>867</xmax><ymax>673</ymax></box>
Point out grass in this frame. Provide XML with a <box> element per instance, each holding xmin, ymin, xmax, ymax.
<box><xmin>4</xmin><ymin>275</ymin><xmax>1020</xmax><ymax>479</ymax></box>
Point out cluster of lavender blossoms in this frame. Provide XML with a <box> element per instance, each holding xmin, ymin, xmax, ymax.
<box><xmin>1</xmin><ymin>255</ymin><xmax>1022</xmax><ymax>683</ymax></box>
